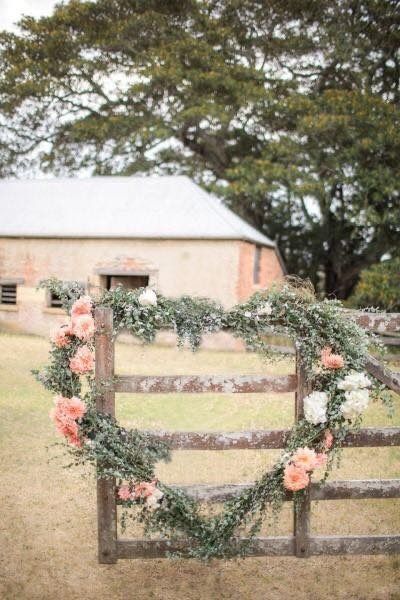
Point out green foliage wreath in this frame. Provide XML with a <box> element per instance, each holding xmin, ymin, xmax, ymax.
<box><xmin>35</xmin><ymin>278</ymin><xmax>384</xmax><ymax>559</ymax></box>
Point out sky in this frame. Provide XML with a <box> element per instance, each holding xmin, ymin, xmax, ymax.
<box><xmin>0</xmin><ymin>0</ymin><xmax>59</xmax><ymax>31</ymax></box>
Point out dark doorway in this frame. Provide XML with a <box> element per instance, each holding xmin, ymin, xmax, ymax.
<box><xmin>105</xmin><ymin>275</ymin><xmax>149</xmax><ymax>290</ymax></box>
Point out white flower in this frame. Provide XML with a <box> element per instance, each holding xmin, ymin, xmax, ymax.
<box><xmin>337</xmin><ymin>371</ymin><xmax>371</xmax><ymax>391</ymax></box>
<box><xmin>138</xmin><ymin>288</ymin><xmax>157</xmax><ymax>307</ymax></box>
<box><xmin>303</xmin><ymin>391</ymin><xmax>329</xmax><ymax>425</ymax></box>
<box><xmin>152</xmin><ymin>488</ymin><xmax>164</xmax><ymax>501</ymax></box>
<box><xmin>145</xmin><ymin>488</ymin><xmax>163</xmax><ymax>510</ymax></box>
<box><xmin>340</xmin><ymin>388</ymin><xmax>370</xmax><ymax>420</ymax></box>
<box><xmin>257</xmin><ymin>301</ymin><xmax>273</xmax><ymax>316</ymax></box>
<box><xmin>244</xmin><ymin>311</ymin><xmax>252</xmax><ymax>318</ymax></box>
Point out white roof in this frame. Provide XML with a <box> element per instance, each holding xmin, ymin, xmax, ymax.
<box><xmin>0</xmin><ymin>176</ymin><xmax>274</xmax><ymax>247</ymax></box>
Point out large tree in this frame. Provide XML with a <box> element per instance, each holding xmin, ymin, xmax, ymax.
<box><xmin>0</xmin><ymin>0</ymin><xmax>399</xmax><ymax>297</ymax></box>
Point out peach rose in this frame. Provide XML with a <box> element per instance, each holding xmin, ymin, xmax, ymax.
<box><xmin>50</xmin><ymin>325</ymin><xmax>71</xmax><ymax>348</ymax></box>
<box><xmin>71</xmin><ymin>295</ymin><xmax>92</xmax><ymax>318</ymax></box>
<box><xmin>69</xmin><ymin>345</ymin><xmax>94</xmax><ymax>374</ymax></box>
<box><xmin>283</xmin><ymin>464</ymin><xmax>310</xmax><ymax>492</ymax></box>
<box><xmin>321</xmin><ymin>347</ymin><xmax>344</xmax><ymax>369</ymax></box>
<box><xmin>292</xmin><ymin>447</ymin><xmax>318</xmax><ymax>471</ymax></box>
<box><xmin>72</xmin><ymin>314</ymin><xmax>95</xmax><ymax>341</ymax></box>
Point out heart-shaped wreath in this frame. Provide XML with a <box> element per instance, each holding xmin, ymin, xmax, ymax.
<box><xmin>35</xmin><ymin>277</ymin><xmax>387</xmax><ymax>559</ymax></box>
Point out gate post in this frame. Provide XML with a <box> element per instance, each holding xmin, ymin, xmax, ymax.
<box><xmin>294</xmin><ymin>349</ymin><xmax>312</xmax><ymax>557</ymax></box>
<box><xmin>95</xmin><ymin>307</ymin><xmax>117</xmax><ymax>564</ymax></box>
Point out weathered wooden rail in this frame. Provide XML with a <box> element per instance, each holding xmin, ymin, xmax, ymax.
<box><xmin>94</xmin><ymin>307</ymin><xmax>400</xmax><ymax>563</ymax></box>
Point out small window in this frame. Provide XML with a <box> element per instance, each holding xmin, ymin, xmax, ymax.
<box><xmin>253</xmin><ymin>245</ymin><xmax>262</xmax><ymax>284</ymax></box>
<box><xmin>1</xmin><ymin>283</ymin><xmax>17</xmax><ymax>305</ymax></box>
<box><xmin>49</xmin><ymin>292</ymin><xmax>63</xmax><ymax>308</ymax></box>
<box><xmin>106</xmin><ymin>275</ymin><xmax>149</xmax><ymax>291</ymax></box>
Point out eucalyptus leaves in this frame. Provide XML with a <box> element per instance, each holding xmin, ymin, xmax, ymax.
<box><xmin>36</xmin><ymin>277</ymin><xmax>381</xmax><ymax>559</ymax></box>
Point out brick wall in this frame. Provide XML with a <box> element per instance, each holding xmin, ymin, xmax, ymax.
<box><xmin>236</xmin><ymin>242</ymin><xmax>284</xmax><ymax>301</ymax></box>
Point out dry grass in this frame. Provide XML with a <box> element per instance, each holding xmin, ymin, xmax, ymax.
<box><xmin>0</xmin><ymin>332</ymin><xmax>399</xmax><ymax>600</ymax></box>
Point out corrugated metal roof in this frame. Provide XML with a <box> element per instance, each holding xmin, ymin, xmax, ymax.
<box><xmin>0</xmin><ymin>176</ymin><xmax>275</xmax><ymax>247</ymax></box>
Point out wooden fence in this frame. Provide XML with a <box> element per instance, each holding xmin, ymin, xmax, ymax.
<box><xmin>94</xmin><ymin>307</ymin><xmax>400</xmax><ymax>563</ymax></box>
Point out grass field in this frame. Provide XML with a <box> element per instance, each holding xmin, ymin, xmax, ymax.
<box><xmin>0</xmin><ymin>331</ymin><xmax>399</xmax><ymax>600</ymax></box>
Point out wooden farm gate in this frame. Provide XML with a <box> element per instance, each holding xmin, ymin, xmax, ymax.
<box><xmin>94</xmin><ymin>307</ymin><xmax>400</xmax><ymax>563</ymax></box>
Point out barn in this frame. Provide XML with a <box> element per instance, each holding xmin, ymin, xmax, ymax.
<box><xmin>0</xmin><ymin>176</ymin><xmax>285</xmax><ymax>340</ymax></box>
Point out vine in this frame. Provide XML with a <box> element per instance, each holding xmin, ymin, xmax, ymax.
<box><xmin>35</xmin><ymin>277</ymin><xmax>384</xmax><ymax>559</ymax></box>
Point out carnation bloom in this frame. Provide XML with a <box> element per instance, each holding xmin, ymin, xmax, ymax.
<box><xmin>323</xmin><ymin>429</ymin><xmax>334</xmax><ymax>450</ymax></box>
<box><xmin>69</xmin><ymin>345</ymin><xmax>95</xmax><ymax>374</ymax></box>
<box><xmin>292</xmin><ymin>447</ymin><xmax>318</xmax><ymax>471</ymax></box>
<box><xmin>303</xmin><ymin>391</ymin><xmax>328</xmax><ymax>425</ymax></box>
<box><xmin>321</xmin><ymin>347</ymin><xmax>344</xmax><ymax>370</ymax></box>
<box><xmin>134</xmin><ymin>481</ymin><xmax>156</xmax><ymax>498</ymax></box>
<box><xmin>118</xmin><ymin>485</ymin><xmax>133</xmax><ymax>501</ymax></box>
<box><xmin>53</xmin><ymin>414</ymin><xmax>81</xmax><ymax>446</ymax></box>
<box><xmin>72</xmin><ymin>314</ymin><xmax>95</xmax><ymax>341</ymax></box>
<box><xmin>283</xmin><ymin>464</ymin><xmax>310</xmax><ymax>492</ymax></box>
<box><xmin>71</xmin><ymin>295</ymin><xmax>92</xmax><ymax>318</ymax></box>
<box><xmin>138</xmin><ymin>288</ymin><xmax>157</xmax><ymax>307</ymax></box>
<box><xmin>50</xmin><ymin>325</ymin><xmax>71</xmax><ymax>348</ymax></box>
<box><xmin>49</xmin><ymin>395</ymin><xmax>85</xmax><ymax>446</ymax></box>
<box><xmin>63</xmin><ymin>421</ymin><xmax>81</xmax><ymax>447</ymax></box>
<box><xmin>62</xmin><ymin>396</ymin><xmax>87</xmax><ymax>420</ymax></box>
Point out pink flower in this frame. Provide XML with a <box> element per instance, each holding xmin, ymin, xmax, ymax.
<box><xmin>50</xmin><ymin>325</ymin><xmax>71</xmax><ymax>348</ymax></box>
<box><xmin>321</xmin><ymin>347</ymin><xmax>344</xmax><ymax>370</ymax></box>
<box><xmin>54</xmin><ymin>415</ymin><xmax>81</xmax><ymax>446</ymax></box>
<box><xmin>118</xmin><ymin>485</ymin><xmax>133</xmax><ymax>501</ymax></box>
<box><xmin>323</xmin><ymin>429</ymin><xmax>334</xmax><ymax>450</ymax></box>
<box><xmin>49</xmin><ymin>395</ymin><xmax>86</xmax><ymax>446</ymax></box>
<box><xmin>292</xmin><ymin>447</ymin><xmax>318</xmax><ymax>472</ymax></box>
<box><xmin>283</xmin><ymin>464</ymin><xmax>310</xmax><ymax>492</ymax></box>
<box><xmin>134</xmin><ymin>481</ymin><xmax>156</xmax><ymax>499</ymax></box>
<box><xmin>63</xmin><ymin>396</ymin><xmax>87</xmax><ymax>420</ymax></box>
<box><xmin>71</xmin><ymin>295</ymin><xmax>92</xmax><ymax>318</ymax></box>
<box><xmin>72</xmin><ymin>314</ymin><xmax>95</xmax><ymax>341</ymax></box>
<box><xmin>314</xmin><ymin>453</ymin><xmax>328</xmax><ymax>469</ymax></box>
<box><xmin>69</xmin><ymin>345</ymin><xmax>95</xmax><ymax>374</ymax></box>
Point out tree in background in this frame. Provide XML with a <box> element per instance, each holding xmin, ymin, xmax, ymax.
<box><xmin>0</xmin><ymin>0</ymin><xmax>399</xmax><ymax>297</ymax></box>
<box><xmin>348</xmin><ymin>258</ymin><xmax>400</xmax><ymax>311</ymax></box>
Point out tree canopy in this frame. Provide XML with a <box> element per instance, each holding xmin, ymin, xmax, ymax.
<box><xmin>349</xmin><ymin>258</ymin><xmax>400</xmax><ymax>311</ymax></box>
<box><xmin>1</xmin><ymin>0</ymin><xmax>399</xmax><ymax>297</ymax></box>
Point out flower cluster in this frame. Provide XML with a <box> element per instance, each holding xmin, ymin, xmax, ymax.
<box><xmin>48</xmin><ymin>296</ymin><xmax>95</xmax><ymax>445</ymax></box>
<box><xmin>117</xmin><ymin>480</ymin><xmax>164</xmax><ymax>510</ymax></box>
<box><xmin>283</xmin><ymin>447</ymin><xmax>327</xmax><ymax>491</ymax></box>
